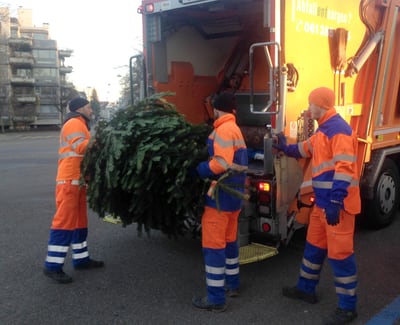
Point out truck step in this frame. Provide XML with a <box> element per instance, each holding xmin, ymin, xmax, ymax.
<box><xmin>239</xmin><ymin>242</ymin><xmax>278</xmax><ymax>265</ymax></box>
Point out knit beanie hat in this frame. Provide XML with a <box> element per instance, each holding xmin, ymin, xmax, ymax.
<box><xmin>212</xmin><ymin>92</ymin><xmax>237</xmax><ymax>113</ymax></box>
<box><xmin>308</xmin><ymin>87</ymin><xmax>335</xmax><ymax>110</ymax></box>
<box><xmin>68</xmin><ymin>97</ymin><xmax>89</xmax><ymax>111</ymax></box>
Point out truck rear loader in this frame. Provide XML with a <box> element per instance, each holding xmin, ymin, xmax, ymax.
<box><xmin>137</xmin><ymin>0</ymin><xmax>400</xmax><ymax>262</ymax></box>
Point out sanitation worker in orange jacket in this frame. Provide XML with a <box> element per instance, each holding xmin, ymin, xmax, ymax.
<box><xmin>43</xmin><ymin>97</ymin><xmax>104</xmax><ymax>284</ymax></box>
<box><xmin>192</xmin><ymin>92</ymin><xmax>248</xmax><ymax>312</ymax></box>
<box><xmin>274</xmin><ymin>87</ymin><xmax>360</xmax><ymax>325</ymax></box>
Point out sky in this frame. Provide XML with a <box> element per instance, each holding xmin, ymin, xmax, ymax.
<box><xmin>6</xmin><ymin>0</ymin><xmax>143</xmax><ymax>102</ymax></box>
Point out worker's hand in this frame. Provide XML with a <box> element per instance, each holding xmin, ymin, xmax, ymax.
<box><xmin>325</xmin><ymin>201</ymin><xmax>341</xmax><ymax>226</ymax></box>
<box><xmin>272</xmin><ymin>133</ymin><xmax>288</xmax><ymax>154</ymax></box>
<box><xmin>196</xmin><ymin>162</ymin><xmax>211</xmax><ymax>179</ymax></box>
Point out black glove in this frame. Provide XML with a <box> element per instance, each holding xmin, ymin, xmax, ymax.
<box><xmin>272</xmin><ymin>133</ymin><xmax>288</xmax><ymax>154</ymax></box>
<box><xmin>325</xmin><ymin>200</ymin><xmax>341</xmax><ymax>226</ymax></box>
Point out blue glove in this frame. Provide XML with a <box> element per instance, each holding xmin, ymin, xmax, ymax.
<box><xmin>325</xmin><ymin>201</ymin><xmax>341</xmax><ymax>226</ymax></box>
<box><xmin>196</xmin><ymin>161</ymin><xmax>214</xmax><ymax>179</ymax></box>
<box><xmin>272</xmin><ymin>133</ymin><xmax>288</xmax><ymax>154</ymax></box>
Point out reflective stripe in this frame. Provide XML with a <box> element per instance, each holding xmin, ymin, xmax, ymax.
<box><xmin>66</xmin><ymin>132</ymin><xmax>86</xmax><ymax>141</ymax></box>
<box><xmin>60</xmin><ymin>139</ymin><xmax>69</xmax><ymax>147</ymax></box>
<box><xmin>59</xmin><ymin>151</ymin><xmax>84</xmax><ymax>159</ymax></box>
<box><xmin>72</xmin><ymin>251</ymin><xmax>89</xmax><ymax>259</ymax></box>
<box><xmin>350</xmin><ymin>179</ymin><xmax>359</xmax><ymax>186</ymax></box>
<box><xmin>213</xmin><ymin>132</ymin><xmax>246</xmax><ymax>149</ymax></box>
<box><xmin>215</xmin><ymin>156</ymin><xmax>229</xmax><ymax>169</ymax></box>
<box><xmin>333</xmin><ymin>173</ymin><xmax>353</xmax><ymax>182</ymax></box>
<box><xmin>333</xmin><ymin>153</ymin><xmax>356</xmax><ymax>163</ymax></box>
<box><xmin>213</xmin><ymin>133</ymin><xmax>233</xmax><ymax>148</ymax></box>
<box><xmin>313</xmin><ymin>179</ymin><xmax>359</xmax><ymax>189</ymax></box>
<box><xmin>226</xmin><ymin>257</ymin><xmax>239</xmax><ymax>265</ymax></box>
<box><xmin>48</xmin><ymin>245</ymin><xmax>69</xmax><ymax>253</ymax></box>
<box><xmin>230</xmin><ymin>163</ymin><xmax>248</xmax><ymax>172</ymax></box>
<box><xmin>313</xmin><ymin>180</ymin><xmax>333</xmax><ymax>189</ymax></box>
<box><xmin>56</xmin><ymin>180</ymin><xmax>80</xmax><ymax>185</ymax></box>
<box><xmin>313</xmin><ymin>160</ymin><xmax>335</xmax><ymax>174</ymax></box>
<box><xmin>206</xmin><ymin>278</ymin><xmax>225</xmax><ymax>287</ymax></box>
<box><xmin>298</xmin><ymin>139</ymin><xmax>313</xmax><ymax>158</ymax></box>
<box><xmin>71</xmin><ymin>137</ymin><xmax>85</xmax><ymax>149</ymax></box>
<box><xmin>300</xmin><ymin>180</ymin><xmax>312</xmax><ymax>189</ymax></box>
<box><xmin>302</xmin><ymin>258</ymin><xmax>322</xmax><ymax>271</ymax></box>
<box><xmin>336</xmin><ymin>287</ymin><xmax>356</xmax><ymax>296</ymax></box>
<box><xmin>313</xmin><ymin>155</ymin><xmax>356</xmax><ymax>176</ymax></box>
<box><xmin>72</xmin><ymin>241</ymin><xmax>88</xmax><ymax>250</ymax></box>
<box><xmin>334</xmin><ymin>275</ymin><xmax>357</xmax><ymax>284</ymax></box>
<box><xmin>298</xmin><ymin>142</ymin><xmax>307</xmax><ymax>157</ymax></box>
<box><xmin>205</xmin><ymin>265</ymin><xmax>225</xmax><ymax>275</ymax></box>
<box><xmin>300</xmin><ymin>268</ymin><xmax>320</xmax><ymax>280</ymax></box>
<box><xmin>46</xmin><ymin>256</ymin><xmax>65</xmax><ymax>264</ymax></box>
<box><xmin>225</xmin><ymin>268</ymin><xmax>239</xmax><ymax>275</ymax></box>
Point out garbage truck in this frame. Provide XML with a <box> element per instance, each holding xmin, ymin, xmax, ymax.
<box><xmin>137</xmin><ymin>0</ymin><xmax>400</xmax><ymax>262</ymax></box>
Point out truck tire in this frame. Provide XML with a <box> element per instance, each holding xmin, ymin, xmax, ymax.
<box><xmin>362</xmin><ymin>158</ymin><xmax>400</xmax><ymax>228</ymax></box>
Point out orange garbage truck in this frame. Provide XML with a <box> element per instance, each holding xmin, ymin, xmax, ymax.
<box><xmin>137</xmin><ymin>0</ymin><xmax>400</xmax><ymax>262</ymax></box>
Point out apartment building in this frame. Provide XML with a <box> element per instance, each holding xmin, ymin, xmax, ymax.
<box><xmin>0</xmin><ymin>7</ymin><xmax>75</xmax><ymax>129</ymax></box>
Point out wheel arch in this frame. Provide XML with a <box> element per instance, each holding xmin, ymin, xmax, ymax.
<box><xmin>360</xmin><ymin>147</ymin><xmax>400</xmax><ymax>200</ymax></box>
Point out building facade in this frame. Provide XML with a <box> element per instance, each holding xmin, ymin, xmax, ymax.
<box><xmin>0</xmin><ymin>7</ymin><xmax>75</xmax><ymax>129</ymax></box>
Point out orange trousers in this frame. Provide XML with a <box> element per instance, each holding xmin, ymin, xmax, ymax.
<box><xmin>52</xmin><ymin>182</ymin><xmax>88</xmax><ymax>230</ymax></box>
<box><xmin>201</xmin><ymin>206</ymin><xmax>239</xmax><ymax>249</ymax></box>
<box><xmin>307</xmin><ymin>206</ymin><xmax>355</xmax><ymax>259</ymax></box>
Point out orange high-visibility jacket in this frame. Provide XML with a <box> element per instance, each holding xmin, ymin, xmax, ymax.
<box><xmin>286</xmin><ymin>108</ymin><xmax>361</xmax><ymax>214</ymax></box>
<box><xmin>197</xmin><ymin>114</ymin><xmax>248</xmax><ymax>211</ymax></box>
<box><xmin>56</xmin><ymin>115</ymin><xmax>90</xmax><ymax>181</ymax></box>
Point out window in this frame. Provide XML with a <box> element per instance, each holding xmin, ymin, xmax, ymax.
<box><xmin>34</xmin><ymin>68</ymin><xmax>58</xmax><ymax>77</ymax></box>
<box><xmin>40</xmin><ymin>105</ymin><xmax>58</xmax><ymax>113</ymax></box>
<box><xmin>33</xmin><ymin>33</ymin><xmax>47</xmax><ymax>40</ymax></box>
<box><xmin>36</xmin><ymin>86</ymin><xmax>58</xmax><ymax>96</ymax></box>
<box><xmin>32</xmin><ymin>49</ymin><xmax>57</xmax><ymax>63</ymax></box>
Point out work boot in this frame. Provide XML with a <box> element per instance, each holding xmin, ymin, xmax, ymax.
<box><xmin>225</xmin><ymin>287</ymin><xmax>239</xmax><ymax>297</ymax></box>
<box><xmin>74</xmin><ymin>259</ymin><xmax>104</xmax><ymax>270</ymax></box>
<box><xmin>192</xmin><ymin>296</ymin><xmax>227</xmax><ymax>312</ymax></box>
<box><xmin>43</xmin><ymin>268</ymin><xmax>72</xmax><ymax>284</ymax></box>
<box><xmin>324</xmin><ymin>308</ymin><xmax>357</xmax><ymax>325</ymax></box>
<box><xmin>282</xmin><ymin>286</ymin><xmax>317</xmax><ymax>304</ymax></box>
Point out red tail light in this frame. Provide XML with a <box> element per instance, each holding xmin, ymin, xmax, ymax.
<box><xmin>145</xmin><ymin>3</ymin><xmax>155</xmax><ymax>13</ymax></box>
<box><xmin>262</xmin><ymin>223</ymin><xmax>271</xmax><ymax>232</ymax></box>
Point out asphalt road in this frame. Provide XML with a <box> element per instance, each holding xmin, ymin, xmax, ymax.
<box><xmin>0</xmin><ymin>130</ymin><xmax>399</xmax><ymax>325</ymax></box>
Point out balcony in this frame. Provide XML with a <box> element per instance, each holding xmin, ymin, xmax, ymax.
<box><xmin>59</xmin><ymin>66</ymin><xmax>73</xmax><ymax>74</ymax></box>
<box><xmin>9</xmin><ymin>38</ymin><xmax>33</xmax><ymax>49</ymax></box>
<box><xmin>9</xmin><ymin>57</ymin><xmax>34</xmax><ymax>67</ymax></box>
<box><xmin>60</xmin><ymin>82</ymin><xmax>74</xmax><ymax>88</ymax></box>
<box><xmin>14</xmin><ymin>95</ymin><xmax>37</xmax><ymax>103</ymax></box>
<box><xmin>59</xmin><ymin>49</ymin><xmax>73</xmax><ymax>57</ymax></box>
<box><xmin>10</xmin><ymin>76</ymin><xmax>35</xmax><ymax>85</ymax></box>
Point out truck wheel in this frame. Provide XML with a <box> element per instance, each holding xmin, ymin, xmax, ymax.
<box><xmin>362</xmin><ymin>158</ymin><xmax>400</xmax><ymax>228</ymax></box>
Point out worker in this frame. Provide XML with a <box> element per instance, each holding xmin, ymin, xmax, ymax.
<box><xmin>43</xmin><ymin>97</ymin><xmax>104</xmax><ymax>284</ymax></box>
<box><xmin>274</xmin><ymin>87</ymin><xmax>360</xmax><ymax>324</ymax></box>
<box><xmin>192</xmin><ymin>92</ymin><xmax>248</xmax><ymax>312</ymax></box>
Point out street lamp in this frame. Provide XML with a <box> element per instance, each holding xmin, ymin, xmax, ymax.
<box><xmin>129</xmin><ymin>54</ymin><xmax>145</xmax><ymax>106</ymax></box>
